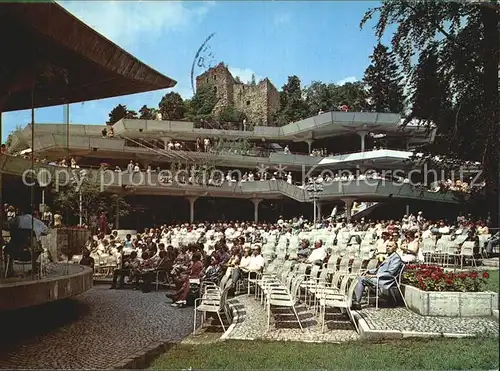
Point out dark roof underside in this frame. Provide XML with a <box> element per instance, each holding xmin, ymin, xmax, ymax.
<box><xmin>0</xmin><ymin>2</ymin><xmax>177</xmax><ymax>112</ymax></box>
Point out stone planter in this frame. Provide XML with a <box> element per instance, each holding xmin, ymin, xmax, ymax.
<box><xmin>403</xmin><ymin>284</ymin><xmax>498</xmax><ymax>317</ymax></box>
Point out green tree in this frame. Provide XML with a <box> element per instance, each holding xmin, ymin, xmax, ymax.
<box><xmin>303</xmin><ymin>81</ymin><xmax>369</xmax><ymax>116</ymax></box>
<box><xmin>250</xmin><ymin>73</ymin><xmax>257</xmax><ymax>86</ymax></box>
<box><xmin>158</xmin><ymin>92</ymin><xmax>185</xmax><ymax>120</ymax></box>
<box><xmin>275</xmin><ymin>75</ymin><xmax>309</xmax><ymax>126</ymax></box>
<box><xmin>234</xmin><ymin>76</ymin><xmax>242</xmax><ymax>84</ymax></box>
<box><xmin>185</xmin><ymin>84</ymin><xmax>218</xmax><ymax>122</ymax></box>
<box><xmin>330</xmin><ymin>82</ymin><xmax>369</xmax><ymax>112</ymax></box>
<box><xmin>139</xmin><ymin>105</ymin><xmax>157</xmax><ymax>120</ymax></box>
<box><xmin>363</xmin><ymin>43</ymin><xmax>404</xmax><ymax>113</ymax></box>
<box><xmin>361</xmin><ymin>1</ymin><xmax>499</xmax><ymax>223</ymax></box>
<box><xmin>217</xmin><ymin>106</ymin><xmax>246</xmax><ymax>123</ymax></box>
<box><xmin>53</xmin><ymin>179</ymin><xmax>130</xmax><ymax>226</ymax></box>
<box><xmin>303</xmin><ymin>81</ymin><xmax>331</xmax><ymax>115</ymax></box>
<box><xmin>107</xmin><ymin>104</ymin><xmax>137</xmax><ymax>125</ymax></box>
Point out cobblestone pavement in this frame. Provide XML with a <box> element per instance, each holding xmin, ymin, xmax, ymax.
<box><xmin>0</xmin><ymin>286</ymin><xmax>193</xmax><ymax>369</ymax></box>
<box><xmin>227</xmin><ymin>295</ymin><xmax>359</xmax><ymax>342</ymax></box>
<box><xmin>358</xmin><ymin>307</ymin><xmax>499</xmax><ymax>336</ymax></box>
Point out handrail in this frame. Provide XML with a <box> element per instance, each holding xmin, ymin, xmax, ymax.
<box><xmin>0</xmin><ymin>154</ymin><xmax>469</xmax><ymax>204</ymax></box>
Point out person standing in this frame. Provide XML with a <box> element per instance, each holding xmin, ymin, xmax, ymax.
<box><xmin>99</xmin><ymin>211</ymin><xmax>108</xmax><ymax>235</ymax></box>
<box><xmin>53</xmin><ymin>211</ymin><xmax>62</xmax><ymax>227</ymax></box>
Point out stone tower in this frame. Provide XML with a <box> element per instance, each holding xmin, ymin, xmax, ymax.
<box><xmin>196</xmin><ymin>62</ymin><xmax>279</xmax><ymax>126</ymax></box>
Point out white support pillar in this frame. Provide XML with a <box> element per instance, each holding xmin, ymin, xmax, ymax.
<box><xmin>305</xmin><ymin>139</ymin><xmax>314</xmax><ymax>154</ymax></box>
<box><xmin>358</xmin><ymin>131</ymin><xmax>368</xmax><ymax>153</ymax></box>
<box><xmin>316</xmin><ymin>201</ymin><xmax>323</xmax><ymax>224</ymax></box>
<box><xmin>405</xmin><ymin>204</ymin><xmax>410</xmax><ymax>216</ymax></box>
<box><xmin>251</xmin><ymin>199</ymin><xmax>263</xmax><ymax>223</ymax></box>
<box><xmin>187</xmin><ymin>197</ymin><xmax>198</xmax><ymax>224</ymax></box>
<box><xmin>342</xmin><ymin>198</ymin><xmax>355</xmax><ymax>222</ymax></box>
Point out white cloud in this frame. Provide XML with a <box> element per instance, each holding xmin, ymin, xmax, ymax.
<box><xmin>58</xmin><ymin>1</ymin><xmax>214</xmax><ymax>48</ymax></box>
<box><xmin>274</xmin><ymin>13</ymin><xmax>291</xmax><ymax>25</ymax></box>
<box><xmin>336</xmin><ymin>76</ymin><xmax>357</xmax><ymax>85</ymax></box>
<box><xmin>228</xmin><ymin>67</ymin><xmax>261</xmax><ymax>84</ymax></box>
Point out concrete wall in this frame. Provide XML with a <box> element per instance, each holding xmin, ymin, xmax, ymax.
<box><xmin>0</xmin><ymin>265</ymin><xmax>93</xmax><ymax>311</ymax></box>
<box><xmin>403</xmin><ymin>284</ymin><xmax>498</xmax><ymax>317</ymax></box>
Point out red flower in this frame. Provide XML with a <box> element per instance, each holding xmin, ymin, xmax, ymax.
<box><xmin>483</xmin><ymin>272</ymin><xmax>489</xmax><ymax>279</ymax></box>
<box><xmin>470</xmin><ymin>272</ymin><xmax>478</xmax><ymax>279</ymax></box>
<box><xmin>446</xmin><ymin>279</ymin><xmax>453</xmax><ymax>284</ymax></box>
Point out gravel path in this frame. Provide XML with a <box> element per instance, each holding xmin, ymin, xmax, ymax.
<box><xmin>359</xmin><ymin>307</ymin><xmax>499</xmax><ymax>335</ymax></box>
<box><xmin>0</xmin><ymin>286</ymin><xmax>193</xmax><ymax>369</ymax></box>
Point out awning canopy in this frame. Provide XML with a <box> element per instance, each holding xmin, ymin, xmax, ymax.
<box><xmin>0</xmin><ymin>2</ymin><xmax>176</xmax><ymax>112</ymax></box>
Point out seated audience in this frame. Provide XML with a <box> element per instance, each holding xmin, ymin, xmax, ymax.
<box><xmin>79</xmin><ymin>249</ymin><xmax>95</xmax><ymax>269</ymax></box>
<box><xmin>110</xmin><ymin>251</ymin><xmax>139</xmax><ymax>289</ymax></box>
<box><xmin>167</xmin><ymin>252</ymin><xmax>204</xmax><ymax>307</ymax></box>
<box><xmin>306</xmin><ymin>240</ymin><xmax>326</xmax><ymax>265</ymax></box>
<box><xmin>351</xmin><ymin>241</ymin><xmax>403</xmax><ymax>310</ymax></box>
<box><xmin>231</xmin><ymin>246</ymin><xmax>264</xmax><ymax>288</ymax></box>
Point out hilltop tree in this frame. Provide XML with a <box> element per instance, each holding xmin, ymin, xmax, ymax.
<box><xmin>217</xmin><ymin>106</ymin><xmax>246</xmax><ymax>124</ymax></box>
<box><xmin>409</xmin><ymin>44</ymin><xmax>455</xmax><ymax>153</ymax></box>
<box><xmin>361</xmin><ymin>1</ymin><xmax>499</xmax><ymax>223</ymax></box>
<box><xmin>303</xmin><ymin>81</ymin><xmax>369</xmax><ymax>116</ymax></box>
<box><xmin>185</xmin><ymin>84</ymin><xmax>218</xmax><ymax>122</ymax></box>
<box><xmin>158</xmin><ymin>92</ymin><xmax>185</xmax><ymax>120</ymax></box>
<box><xmin>275</xmin><ymin>75</ymin><xmax>309</xmax><ymax>126</ymax></box>
<box><xmin>250</xmin><ymin>73</ymin><xmax>257</xmax><ymax>86</ymax></box>
<box><xmin>363</xmin><ymin>43</ymin><xmax>404</xmax><ymax>113</ymax></box>
<box><xmin>139</xmin><ymin>105</ymin><xmax>157</xmax><ymax>120</ymax></box>
<box><xmin>331</xmin><ymin>82</ymin><xmax>369</xmax><ymax>112</ymax></box>
<box><xmin>107</xmin><ymin>104</ymin><xmax>137</xmax><ymax>125</ymax></box>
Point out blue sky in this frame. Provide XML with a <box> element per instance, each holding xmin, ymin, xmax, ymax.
<box><xmin>2</xmin><ymin>0</ymin><xmax>391</xmax><ymax>141</ymax></box>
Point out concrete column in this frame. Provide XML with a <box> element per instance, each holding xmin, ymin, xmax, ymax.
<box><xmin>115</xmin><ymin>201</ymin><xmax>120</xmax><ymax>229</ymax></box>
<box><xmin>406</xmin><ymin>204</ymin><xmax>410</xmax><ymax>216</ymax></box>
<box><xmin>305</xmin><ymin>139</ymin><xmax>314</xmax><ymax>154</ymax></box>
<box><xmin>342</xmin><ymin>198</ymin><xmax>355</xmax><ymax>222</ymax></box>
<box><xmin>358</xmin><ymin>131</ymin><xmax>368</xmax><ymax>153</ymax></box>
<box><xmin>187</xmin><ymin>196</ymin><xmax>198</xmax><ymax>223</ymax></box>
<box><xmin>251</xmin><ymin>199</ymin><xmax>263</xmax><ymax>223</ymax></box>
<box><xmin>316</xmin><ymin>201</ymin><xmax>323</xmax><ymax>223</ymax></box>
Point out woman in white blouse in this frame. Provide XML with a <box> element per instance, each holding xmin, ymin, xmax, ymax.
<box><xmin>400</xmin><ymin>230</ymin><xmax>421</xmax><ymax>263</ymax></box>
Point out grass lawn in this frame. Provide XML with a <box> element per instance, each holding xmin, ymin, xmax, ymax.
<box><xmin>485</xmin><ymin>269</ymin><xmax>499</xmax><ymax>293</ymax></box>
<box><xmin>150</xmin><ymin>338</ymin><xmax>499</xmax><ymax>370</ymax></box>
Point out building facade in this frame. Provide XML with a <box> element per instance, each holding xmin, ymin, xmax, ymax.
<box><xmin>196</xmin><ymin>63</ymin><xmax>280</xmax><ymax>126</ymax></box>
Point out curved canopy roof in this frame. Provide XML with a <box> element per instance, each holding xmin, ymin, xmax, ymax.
<box><xmin>0</xmin><ymin>2</ymin><xmax>176</xmax><ymax>112</ymax></box>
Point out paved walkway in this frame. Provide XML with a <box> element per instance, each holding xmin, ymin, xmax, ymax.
<box><xmin>226</xmin><ymin>295</ymin><xmax>360</xmax><ymax>342</ymax></box>
<box><xmin>358</xmin><ymin>306</ymin><xmax>499</xmax><ymax>335</ymax></box>
<box><xmin>225</xmin><ymin>295</ymin><xmax>499</xmax><ymax>342</ymax></box>
<box><xmin>0</xmin><ymin>286</ymin><xmax>193</xmax><ymax>369</ymax></box>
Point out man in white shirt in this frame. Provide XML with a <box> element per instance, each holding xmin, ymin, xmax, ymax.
<box><xmin>306</xmin><ymin>240</ymin><xmax>326</xmax><ymax>265</ymax></box>
<box><xmin>247</xmin><ymin>246</ymin><xmax>265</xmax><ymax>272</ymax></box>
<box><xmin>230</xmin><ymin>246</ymin><xmax>264</xmax><ymax>289</ymax></box>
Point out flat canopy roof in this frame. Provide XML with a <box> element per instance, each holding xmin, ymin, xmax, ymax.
<box><xmin>0</xmin><ymin>2</ymin><xmax>176</xmax><ymax>112</ymax></box>
<box><xmin>112</xmin><ymin>112</ymin><xmax>435</xmax><ymax>142</ymax></box>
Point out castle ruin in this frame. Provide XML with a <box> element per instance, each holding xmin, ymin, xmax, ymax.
<box><xmin>196</xmin><ymin>63</ymin><xmax>280</xmax><ymax>126</ymax></box>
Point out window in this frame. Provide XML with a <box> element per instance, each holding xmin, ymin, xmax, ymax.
<box><xmin>213</xmin><ymin>75</ymin><xmax>217</xmax><ymax>81</ymax></box>
<box><xmin>246</xmin><ymin>100</ymin><xmax>250</xmax><ymax>106</ymax></box>
<box><xmin>214</xmin><ymin>86</ymin><xmax>218</xmax><ymax>94</ymax></box>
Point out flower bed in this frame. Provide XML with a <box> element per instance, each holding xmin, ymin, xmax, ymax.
<box><xmin>403</xmin><ymin>264</ymin><xmax>490</xmax><ymax>292</ymax></box>
<box><xmin>402</xmin><ymin>264</ymin><xmax>498</xmax><ymax>317</ymax></box>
